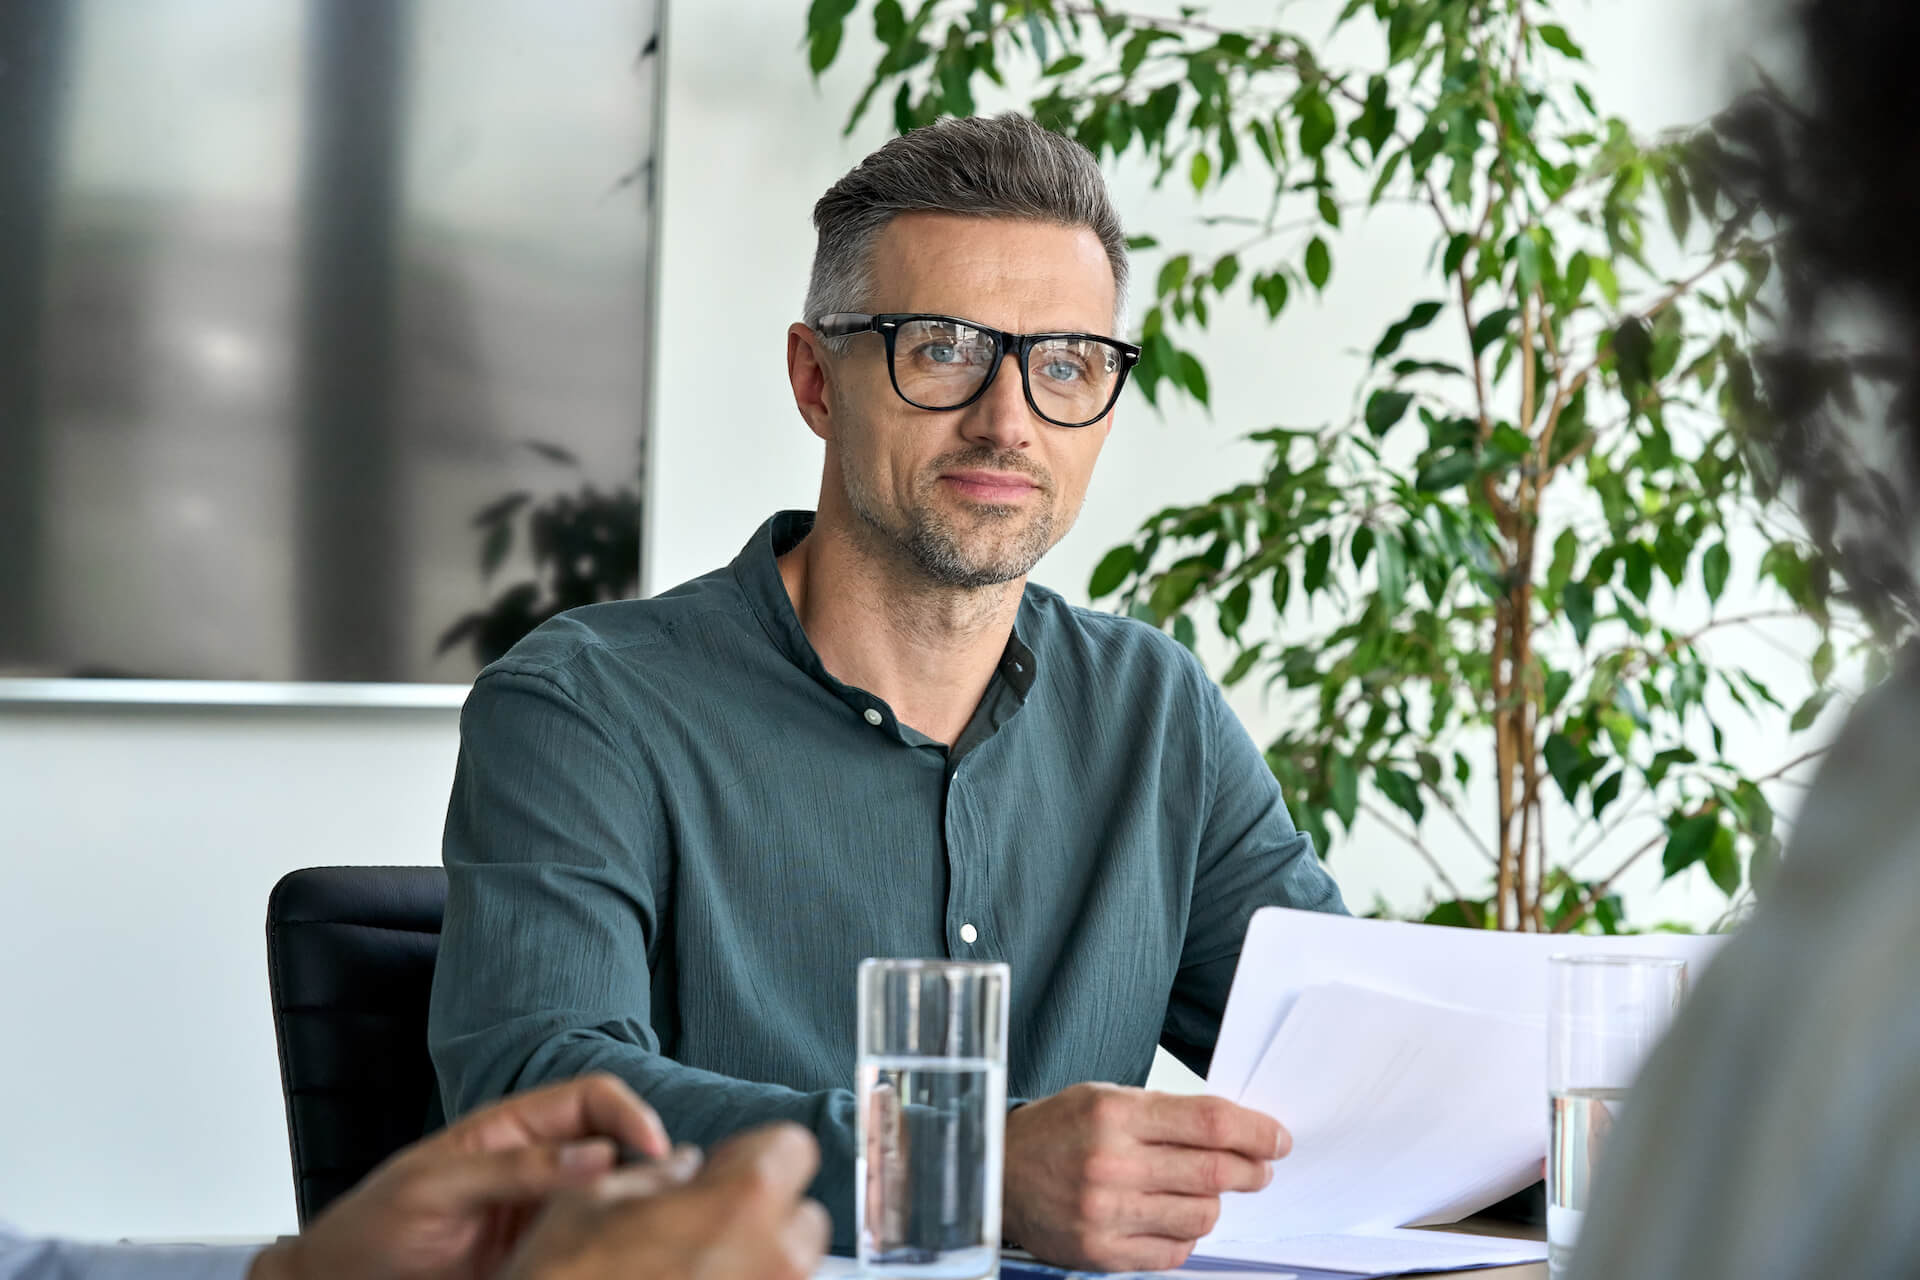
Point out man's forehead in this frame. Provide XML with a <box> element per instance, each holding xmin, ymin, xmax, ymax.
<box><xmin>866</xmin><ymin>212</ymin><xmax>1117</xmax><ymax>328</ymax></box>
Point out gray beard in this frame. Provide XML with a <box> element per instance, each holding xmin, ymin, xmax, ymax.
<box><xmin>843</xmin><ymin>456</ymin><xmax>1056</xmax><ymax>590</ymax></box>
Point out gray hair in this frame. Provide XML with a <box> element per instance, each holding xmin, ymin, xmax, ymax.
<box><xmin>804</xmin><ymin>113</ymin><xmax>1129</xmax><ymax>348</ymax></box>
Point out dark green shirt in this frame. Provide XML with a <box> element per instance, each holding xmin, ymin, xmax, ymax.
<box><xmin>427</xmin><ymin>511</ymin><xmax>1345</xmax><ymax>1243</ymax></box>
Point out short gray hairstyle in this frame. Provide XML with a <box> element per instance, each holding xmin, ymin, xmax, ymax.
<box><xmin>804</xmin><ymin>113</ymin><xmax>1129</xmax><ymax>347</ymax></box>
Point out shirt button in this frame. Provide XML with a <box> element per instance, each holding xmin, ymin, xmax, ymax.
<box><xmin>960</xmin><ymin>923</ymin><xmax>978</xmax><ymax>944</ymax></box>
<box><xmin>863</xmin><ymin>708</ymin><xmax>883</xmax><ymax>726</ymax></box>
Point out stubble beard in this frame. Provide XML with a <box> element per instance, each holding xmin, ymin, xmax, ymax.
<box><xmin>842</xmin><ymin>448</ymin><xmax>1059</xmax><ymax>590</ymax></box>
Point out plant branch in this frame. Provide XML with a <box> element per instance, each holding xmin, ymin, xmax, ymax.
<box><xmin>1360</xmin><ymin>800</ymin><xmax>1470</xmax><ymax>904</ymax></box>
<box><xmin>1421</xmin><ymin>778</ymin><xmax>1500</xmax><ymax>865</ymax></box>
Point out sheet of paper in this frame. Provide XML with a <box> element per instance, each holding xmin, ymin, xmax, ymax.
<box><xmin>1195</xmin><ymin>1227</ymin><xmax>1546</xmax><ymax>1275</ymax></box>
<box><xmin>1207</xmin><ymin>909</ymin><xmax>1726</xmax><ymax>1104</ymax></box>
<box><xmin>1205</xmin><ymin>983</ymin><xmax>1544</xmax><ymax>1244</ymax></box>
<box><xmin>812</xmin><ymin>1254</ymin><xmax>1295</xmax><ymax>1278</ymax></box>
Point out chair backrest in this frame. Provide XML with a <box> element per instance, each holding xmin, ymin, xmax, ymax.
<box><xmin>266</xmin><ymin>864</ymin><xmax>448</xmax><ymax>1226</ymax></box>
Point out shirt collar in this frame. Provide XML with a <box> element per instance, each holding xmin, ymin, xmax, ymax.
<box><xmin>730</xmin><ymin>510</ymin><xmax>1036</xmax><ymax>739</ymax></box>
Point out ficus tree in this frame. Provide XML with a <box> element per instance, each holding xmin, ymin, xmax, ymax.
<box><xmin>808</xmin><ymin>0</ymin><xmax>1907</xmax><ymax>931</ymax></box>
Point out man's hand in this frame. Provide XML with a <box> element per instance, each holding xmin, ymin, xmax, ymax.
<box><xmin>497</xmin><ymin>1123</ymin><xmax>832</xmax><ymax>1280</ymax></box>
<box><xmin>1002</xmin><ymin>1083</ymin><xmax>1288</xmax><ymax>1272</ymax></box>
<box><xmin>252</xmin><ymin>1073</ymin><xmax>677</xmax><ymax>1280</ymax></box>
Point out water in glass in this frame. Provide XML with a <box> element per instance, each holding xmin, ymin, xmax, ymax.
<box><xmin>857</xmin><ymin>1053</ymin><xmax>1007</xmax><ymax>1279</ymax></box>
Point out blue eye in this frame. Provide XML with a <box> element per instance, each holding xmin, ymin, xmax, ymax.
<box><xmin>1041</xmin><ymin>359</ymin><xmax>1084</xmax><ymax>383</ymax></box>
<box><xmin>927</xmin><ymin>343</ymin><xmax>960</xmax><ymax>364</ymax></box>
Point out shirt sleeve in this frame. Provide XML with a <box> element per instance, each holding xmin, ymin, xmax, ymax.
<box><xmin>0</xmin><ymin>1227</ymin><xmax>261</xmax><ymax>1280</ymax></box>
<box><xmin>425</xmin><ymin>668</ymin><xmax>864</xmax><ymax>1247</ymax></box>
<box><xmin>1159</xmin><ymin>676</ymin><xmax>1348</xmax><ymax>1078</ymax></box>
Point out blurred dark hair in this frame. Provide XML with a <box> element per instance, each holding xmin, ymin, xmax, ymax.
<box><xmin>1711</xmin><ymin>0</ymin><xmax>1920</xmax><ymax>637</ymax></box>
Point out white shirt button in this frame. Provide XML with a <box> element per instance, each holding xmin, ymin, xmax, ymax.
<box><xmin>960</xmin><ymin>923</ymin><xmax>978</xmax><ymax>944</ymax></box>
<box><xmin>863</xmin><ymin>708</ymin><xmax>883</xmax><ymax>726</ymax></box>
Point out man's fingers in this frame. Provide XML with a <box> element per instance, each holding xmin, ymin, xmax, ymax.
<box><xmin>1126</xmin><ymin>1191</ymin><xmax>1223</xmax><ymax>1242</ymax></box>
<box><xmin>1142</xmin><ymin>1144</ymin><xmax>1273</xmax><ymax>1196</ymax></box>
<box><xmin>780</xmin><ymin>1199</ymin><xmax>833</xmax><ymax>1271</ymax></box>
<box><xmin>412</xmin><ymin>1139</ymin><xmax>621</xmax><ymax>1210</ymax></box>
<box><xmin>700</xmin><ymin>1123</ymin><xmax>822</xmax><ymax>1206</ymax></box>
<box><xmin>449</xmin><ymin>1073</ymin><xmax>673</xmax><ymax>1163</ymax></box>
<box><xmin>591</xmin><ymin>1143</ymin><xmax>705</xmax><ymax>1202</ymax></box>
<box><xmin>1138</xmin><ymin>1093</ymin><xmax>1289</xmax><ymax>1161</ymax></box>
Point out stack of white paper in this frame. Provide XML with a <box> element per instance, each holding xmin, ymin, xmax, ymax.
<box><xmin>1181</xmin><ymin>908</ymin><xmax>1724</xmax><ymax>1275</ymax></box>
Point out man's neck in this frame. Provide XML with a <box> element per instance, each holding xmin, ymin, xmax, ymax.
<box><xmin>777</xmin><ymin>515</ymin><xmax>1024</xmax><ymax>747</ymax></box>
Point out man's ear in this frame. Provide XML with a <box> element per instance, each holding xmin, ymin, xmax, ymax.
<box><xmin>788</xmin><ymin>323</ymin><xmax>836</xmax><ymax>443</ymax></box>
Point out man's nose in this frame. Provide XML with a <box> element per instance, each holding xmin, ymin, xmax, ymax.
<box><xmin>959</xmin><ymin>354</ymin><xmax>1037</xmax><ymax>452</ymax></box>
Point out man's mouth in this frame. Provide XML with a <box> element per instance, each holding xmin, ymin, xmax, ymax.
<box><xmin>940</xmin><ymin>469</ymin><xmax>1042</xmax><ymax>502</ymax></box>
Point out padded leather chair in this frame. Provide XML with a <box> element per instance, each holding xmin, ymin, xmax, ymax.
<box><xmin>266</xmin><ymin>865</ymin><xmax>448</xmax><ymax>1225</ymax></box>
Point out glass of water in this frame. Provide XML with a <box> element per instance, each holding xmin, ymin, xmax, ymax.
<box><xmin>857</xmin><ymin>957</ymin><xmax>1009</xmax><ymax>1279</ymax></box>
<box><xmin>1547</xmin><ymin>954</ymin><xmax>1687</xmax><ymax>1276</ymax></box>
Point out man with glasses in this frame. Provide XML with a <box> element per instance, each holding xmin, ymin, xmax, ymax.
<box><xmin>428</xmin><ymin>113</ymin><xmax>1345</xmax><ymax>1274</ymax></box>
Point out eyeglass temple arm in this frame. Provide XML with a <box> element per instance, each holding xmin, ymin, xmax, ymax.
<box><xmin>812</xmin><ymin>313</ymin><xmax>876</xmax><ymax>338</ymax></box>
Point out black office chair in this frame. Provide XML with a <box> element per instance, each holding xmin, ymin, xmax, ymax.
<box><xmin>266</xmin><ymin>865</ymin><xmax>448</xmax><ymax>1226</ymax></box>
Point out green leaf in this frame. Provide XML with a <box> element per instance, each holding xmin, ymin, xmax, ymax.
<box><xmin>1376</xmin><ymin>533</ymin><xmax>1407</xmax><ymax>614</ymax></box>
<box><xmin>1471</xmin><ymin>307</ymin><xmax>1518</xmax><ymax>356</ymax></box>
<box><xmin>1223</xmin><ymin>643</ymin><xmax>1264</xmax><ymax>686</ymax></box>
<box><xmin>1372</xmin><ymin>300</ymin><xmax>1446</xmax><ymax>363</ymax></box>
<box><xmin>1220</xmin><ymin>581</ymin><xmax>1252</xmax><ymax>636</ymax></box>
<box><xmin>1565</xmin><ymin>583</ymin><xmax>1596</xmax><ymax>644</ymax></box>
<box><xmin>1661</xmin><ymin>811</ymin><xmax>1720</xmax><ymax>879</ymax></box>
<box><xmin>1211</xmin><ymin>254</ymin><xmax>1240</xmax><ymax>291</ymax></box>
<box><xmin>1156</xmin><ymin>254</ymin><xmax>1191</xmax><ymax>298</ymax></box>
<box><xmin>1172</xmin><ymin>613</ymin><xmax>1197</xmax><ymax>651</ymax></box>
<box><xmin>1376</xmin><ymin>766</ymin><xmax>1425</xmax><ymax>823</ymax></box>
<box><xmin>1544</xmin><ymin>733</ymin><xmax>1582</xmax><ymax>803</ymax></box>
<box><xmin>1365</xmin><ymin>390</ymin><xmax>1415</xmax><ymax>435</ymax></box>
<box><xmin>1298</xmin><ymin>92</ymin><xmax>1336</xmax><ymax>157</ymax></box>
<box><xmin>1416</xmin><ymin>450</ymin><xmax>1476</xmax><ymax>492</ymax></box>
<box><xmin>1329</xmin><ymin>754</ymin><xmax>1360</xmax><ymax>828</ymax></box>
<box><xmin>1592</xmin><ymin>770</ymin><xmax>1624</xmax><ymax>820</ymax></box>
<box><xmin>1546</xmin><ymin>668</ymin><xmax>1573</xmax><ymax>712</ymax></box>
<box><xmin>1089</xmin><ymin>544</ymin><xmax>1138</xmax><ymax>598</ymax></box>
<box><xmin>1189</xmin><ymin>150</ymin><xmax>1212</xmax><ymax>192</ymax></box>
<box><xmin>1042</xmin><ymin>53</ymin><xmax>1085</xmax><ymax>76</ymax></box>
<box><xmin>1704</xmin><ymin>825</ymin><xmax>1740</xmax><ymax>896</ymax></box>
<box><xmin>1178</xmin><ymin>351</ymin><xmax>1210</xmax><ymax>406</ymax></box>
<box><xmin>1590</xmin><ymin>256</ymin><xmax>1620</xmax><ymax>307</ymax></box>
<box><xmin>1305</xmin><ymin>237</ymin><xmax>1332</xmax><ymax>290</ymax></box>
<box><xmin>1536</xmin><ymin>23</ymin><xmax>1587</xmax><ymax>60</ymax></box>
<box><xmin>1790</xmin><ymin>688</ymin><xmax>1834</xmax><ymax>732</ymax></box>
<box><xmin>1548</xmin><ymin>528</ymin><xmax>1578</xmax><ymax>594</ymax></box>
<box><xmin>1351</xmin><ymin>526</ymin><xmax>1375</xmax><ymax>571</ymax></box>
<box><xmin>1126</xmin><ymin>234</ymin><xmax>1159</xmax><ymax>250</ymax></box>
<box><xmin>1703</xmin><ymin>542</ymin><xmax>1731</xmax><ymax>603</ymax></box>
<box><xmin>1305</xmin><ymin>533</ymin><xmax>1333</xmax><ymax>593</ymax></box>
<box><xmin>805</xmin><ymin>0</ymin><xmax>857</xmax><ymax>73</ymax></box>
<box><xmin>1489</xmin><ymin>424</ymin><xmax>1531</xmax><ymax>459</ymax></box>
<box><xmin>872</xmin><ymin>0</ymin><xmax>904</xmax><ymax>43</ymax></box>
<box><xmin>1812</xmin><ymin>639</ymin><xmax>1835</xmax><ymax>686</ymax></box>
<box><xmin>1624</xmin><ymin>542</ymin><xmax>1654</xmax><ymax>602</ymax></box>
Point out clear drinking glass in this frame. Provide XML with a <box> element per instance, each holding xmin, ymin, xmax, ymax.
<box><xmin>856</xmin><ymin>958</ymin><xmax>1010</xmax><ymax>1279</ymax></box>
<box><xmin>1547</xmin><ymin>954</ymin><xmax>1687</xmax><ymax>1277</ymax></box>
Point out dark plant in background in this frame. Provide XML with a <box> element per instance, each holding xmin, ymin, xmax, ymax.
<box><xmin>808</xmin><ymin>0</ymin><xmax>1907</xmax><ymax>931</ymax></box>
<box><xmin>437</xmin><ymin>442</ymin><xmax>642</xmax><ymax>667</ymax></box>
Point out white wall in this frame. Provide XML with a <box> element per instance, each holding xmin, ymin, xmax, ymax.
<box><xmin>0</xmin><ymin>705</ymin><xmax>458</xmax><ymax>1239</ymax></box>
<box><xmin>1</xmin><ymin>0</ymin><xmax>1788</xmax><ymax>1241</ymax></box>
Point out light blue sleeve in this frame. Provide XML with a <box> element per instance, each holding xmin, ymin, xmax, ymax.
<box><xmin>0</xmin><ymin>1225</ymin><xmax>261</xmax><ymax>1280</ymax></box>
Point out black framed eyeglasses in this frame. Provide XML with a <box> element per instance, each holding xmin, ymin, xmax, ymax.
<box><xmin>813</xmin><ymin>312</ymin><xmax>1141</xmax><ymax>429</ymax></box>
